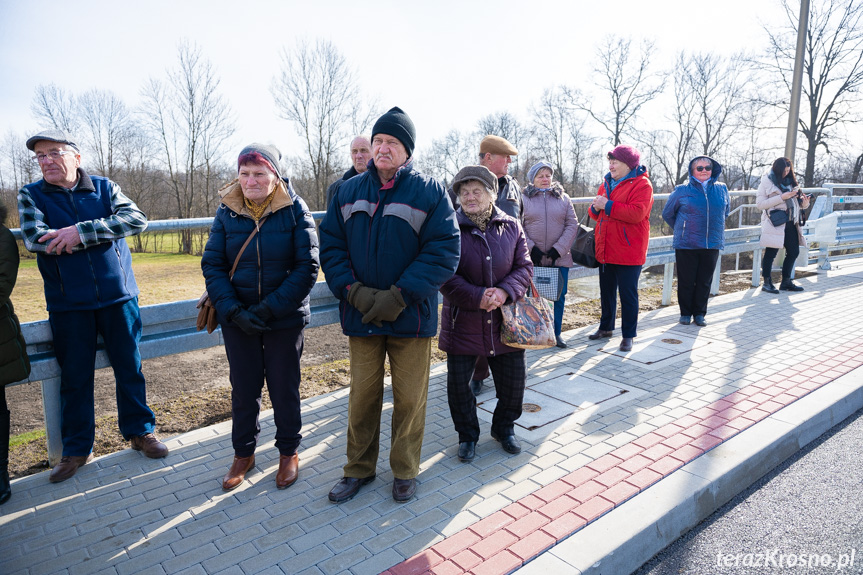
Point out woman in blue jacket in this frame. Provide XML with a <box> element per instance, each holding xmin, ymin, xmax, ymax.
<box><xmin>202</xmin><ymin>144</ymin><xmax>319</xmax><ymax>492</ymax></box>
<box><xmin>662</xmin><ymin>156</ymin><xmax>730</xmax><ymax>326</ymax></box>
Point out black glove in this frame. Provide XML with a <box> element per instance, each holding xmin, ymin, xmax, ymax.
<box><xmin>530</xmin><ymin>246</ymin><xmax>545</xmax><ymax>266</ymax></box>
<box><xmin>547</xmin><ymin>247</ymin><xmax>561</xmax><ymax>265</ymax></box>
<box><xmin>362</xmin><ymin>285</ymin><xmax>407</xmax><ymax>327</ymax></box>
<box><xmin>248</xmin><ymin>301</ymin><xmax>273</xmax><ymax>323</ymax></box>
<box><xmin>346</xmin><ymin>282</ymin><xmax>379</xmax><ymax>314</ymax></box>
<box><xmin>229</xmin><ymin>307</ymin><xmax>270</xmax><ymax>335</ymax></box>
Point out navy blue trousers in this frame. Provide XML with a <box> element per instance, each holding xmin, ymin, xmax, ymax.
<box><xmin>447</xmin><ymin>351</ymin><xmax>525</xmax><ymax>442</ymax></box>
<box><xmin>598</xmin><ymin>263</ymin><xmax>643</xmax><ymax>338</ymax></box>
<box><xmin>222</xmin><ymin>325</ymin><xmax>304</xmax><ymax>457</ymax></box>
<box><xmin>49</xmin><ymin>298</ymin><xmax>155</xmax><ymax>456</ymax></box>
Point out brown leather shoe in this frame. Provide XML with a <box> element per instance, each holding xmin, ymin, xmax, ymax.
<box><xmin>392</xmin><ymin>478</ymin><xmax>417</xmax><ymax>502</ymax></box>
<box><xmin>222</xmin><ymin>455</ymin><xmax>255</xmax><ymax>491</ymax></box>
<box><xmin>49</xmin><ymin>453</ymin><xmax>94</xmax><ymax>483</ymax></box>
<box><xmin>619</xmin><ymin>337</ymin><xmax>633</xmax><ymax>352</ymax></box>
<box><xmin>275</xmin><ymin>454</ymin><xmax>299</xmax><ymax>489</ymax></box>
<box><xmin>328</xmin><ymin>475</ymin><xmax>375</xmax><ymax>503</ymax></box>
<box><xmin>588</xmin><ymin>330</ymin><xmax>613</xmax><ymax>340</ymax></box>
<box><xmin>130</xmin><ymin>433</ymin><xmax>169</xmax><ymax>459</ymax></box>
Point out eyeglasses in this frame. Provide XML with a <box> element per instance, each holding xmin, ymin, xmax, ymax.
<box><xmin>31</xmin><ymin>150</ymin><xmax>77</xmax><ymax>164</ymax></box>
<box><xmin>695</xmin><ymin>165</ymin><xmax>712</xmax><ymax>172</ymax></box>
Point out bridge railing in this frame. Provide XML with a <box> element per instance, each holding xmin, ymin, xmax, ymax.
<box><xmin>9</xmin><ymin>185</ymin><xmax>862</xmax><ymax>464</ymax></box>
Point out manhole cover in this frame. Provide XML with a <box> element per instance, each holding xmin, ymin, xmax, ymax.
<box><xmin>662</xmin><ymin>338</ymin><xmax>683</xmax><ymax>344</ymax></box>
<box><xmin>523</xmin><ymin>403</ymin><xmax>541</xmax><ymax>413</ymax></box>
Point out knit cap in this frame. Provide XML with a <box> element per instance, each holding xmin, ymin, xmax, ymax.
<box><xmin>371</xmin><ymin>107</ymin><xmax>416</xmax><ymax>157</ymax></box>
<box><xmin>607</xmin><ymin>144</ymin><xmax>641</xmax><ymax>171</ymax></box>
<box><xmin>238</xmin><ymin>143</ymin><xmax>283</xmax><ymax>179</ymax></box>
<box><xmin>527</xmin><ymin>161</ymin><xmax>554</xmax><ymax>184</ymax></box>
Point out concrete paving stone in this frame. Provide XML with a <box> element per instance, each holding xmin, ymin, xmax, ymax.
<box><xmin>467</xmin><ymin>493</ymin><xmax>512</xmax><ymax>519</ymax></box>
<box><xmin>530</xmin><ymin>465</ymin><xmax>569</xmax><ymax>486</ymax></box>
<box><xmin>296</xmin><ymin>505</ymin><xmax>346</xmax><ymax>533</ymax></box>
<box><xmin>439</xmin><ymin>490</ymin><xmax>483</xmax><ymax>516</ymax></box>
<box><xmin>350</xmin><ymin>548</ymin><xmax>406</xmax><ymax>575</ymax></box>
<box><xmin>202</xmin><ymin>541</ymin><xmax>260</xmax><ymax>573</ymax></box>
<box><xmin>331</xmin><ymin>505</ymin><xmax>381</xmax><ymax>534</ymax></box>
<box><xmin>288</xmin><ymin>524</ymin><xmax>340</xmax><ymax>554</ymax></box>
<box><xmin>160</xmin><ymin>542</ymin><xmax>221</xmax><ymax>573</ymax></box>
<box><xmin>114</xmin><ymin>542</ymin><xmax>175</xmax><ymax>574</ymax></box>
<box><xmin>158</xmin><ymin>493</ymin><xmax>209</xmax><ymax>519</ymax></box>
<box><xmin>118</xmin><ymin>476</ymin><xmax>168</xmax><ymax>499</ymax></box>
<box><xmin>329</xmin><ymin>525</ymin><xmax>376</xmax><ymax>553</ymax></box>
<box><xmin>87</xmin><ymin>527</ymin><xmax>147</xmax><ymax>557</ymax></box>
<box><xmin>317</xmin><ymin>542</ymin><xmax>372</xmax><ymax>575</ymax></box>
<box><xmin>68</xmin><ymin>547</ymin><xmax>130</xmax><ymax>575</ymax></box>
<box><xmin>264</xmin><ymin>489</ymin><xmax>313</xmax><ymax>516</ymax></box>
<box><xmin>436</xmin><ymin>476</ymin><xmax>482</xmax><ymax>500</ymax></box>
<box><xmin>93</xmin><ymin>493</ymin><xmax>147</xmax><ymax>516</ymax></box>
<box><xmin>363</xmin><ymin>524</ymin><xmax>413</xmax><ymax>554</ymax></box>
<box><xmin>402</xmin><ymin>507</ymin><xmax>450</xmax><ymax>534</ymax></box>
<box><xmin>124</xmin><ymin>527</ymin><xmax>182</xmax><ymax>558</ymax></box>
<box><xmin>25</xmin><ymin>516</ymin><xmax>92</xmax><ymax>551</ymax></box>
<box><xmin>529</xmin><ymin>451</ymin><xmax>567</xmax><ymax>473</ymax></box>
<box><xmin>474</xmin><ymin>476</ymin><xmax>514</xmax><ymax>500</ymax></box>
<box><xmin>223</xmin><ymin>491</ymin><xmax>276</xmax><ymax>520</ymax></box>
<box><xmin>128</xmin><ymin>493</ymin><xmax>178</xmax><ymax>516</ymax></box>
<box><xmin>169</xmin><ymin>524</ymin><xmax>224</xmax><ymax>556</ymax></box>
<box><xmin>279</xmin><ymin>544</ymin><xmax>336</xmax><ymax>574</ymax></box>
<box><xmin>255</xmin><ymin>521</ymin><xmax>306</xmax><ymax>551</ymax></box>
<box><xmin>393</xmin><ymin>530</ymin><xmax>446</xmax><ymax>559</ymax></box>
<box><xmin>436</xmin><ymin>510</ymin><xmax>481</xmax><ymax>538</ymax></box>
<box><xmin>13</xmin><ymin>500</ymin><xmax>82</xmax><ymax>532</ymax></box>
<box><xmin>111</xmin><ymin>509</ymin><xmax>164</xmax><ymax>537</ymax></box>
<box><xmin>28</xmin><ymin>547</ymin><xmax>89</xmax><ymax>575</ymax></box>
<box><xmin>76</xmin><ymin>509</ymin><xmax>132</xmax><ymax>535</ymax></box>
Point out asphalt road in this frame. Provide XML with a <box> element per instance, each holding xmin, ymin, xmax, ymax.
<box><xmin>633</xmin><ymin>408</ymin><xmax>863</xmax><ymax>575</ymax></box>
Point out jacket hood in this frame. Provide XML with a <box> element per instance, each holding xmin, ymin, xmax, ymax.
<box><xmin>218</xmin><ymin>177</ymin><xmax>294</xmax><ymax>217</ymax></box>
<box><xmin>523</xmin><ymin>181</ymin><xmax>566</xmax><ymax>198</ymax></box>
<box><xmin>687</xmin><ymin>156</ymin><xmax>723</xmax><ymax>187</ymax></box>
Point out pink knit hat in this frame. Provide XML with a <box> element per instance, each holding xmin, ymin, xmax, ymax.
<box><xmin>607</xmin><ymin>145</ymin><xmax>641</xmax><ymax>171</ymax></box>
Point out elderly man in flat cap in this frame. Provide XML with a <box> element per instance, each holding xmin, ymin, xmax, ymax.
<box><xmin>18</xmin><ymin>130</ymin><xmax>167</xmax><ymax>484</ymax></box>
<box><xmin>320</xmin><ymin>107</ymin><xmax>460</xmax><ymax>503</ymax></box>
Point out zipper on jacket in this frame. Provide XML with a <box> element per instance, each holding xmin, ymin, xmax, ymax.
<box><xmin>255</xmin><ymin>219</ymin><xmax>262</xmax><ymax>302</ymax></box>
<box><xmin>54</xmin><ymin>260</ymin><xmax>66</xmax><ymax>296</ymax></box>
<box><xmin>704</xmin><ymin>186</ymin><xmax>709</xmax><ymax>249</ymax></box>
<box><xmin>68</xmin><ymin>190</ymin><xmax>101</xmax><ymax>302</ymax></box>
<box><xmin>115</xmin><ymin>246</ymin><xmax>129</xmax><ymax>289</ymax></box>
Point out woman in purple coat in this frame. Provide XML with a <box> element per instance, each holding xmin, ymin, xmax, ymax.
<box><xmin>439</xmin><ymin>166</ymin><xmax>533</xmax><ymax>462</ymax></box>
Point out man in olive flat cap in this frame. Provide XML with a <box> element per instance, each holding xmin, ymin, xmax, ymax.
<box><xmin>320</xmin><ymin>107</ymin><xmax>460</xmax><ymax>503</ymax></box>
<box><xmin>18</xmin><ymin>129</ymin><xmax>168</xmax><ymax>484</ymax></box>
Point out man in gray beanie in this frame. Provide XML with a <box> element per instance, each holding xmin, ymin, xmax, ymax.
<box><xmin>18</xmin><ymin>129</ymin><xmax>167</xmax><ymax>484</ymax></box>
<box><xmin>319</xmin><ymin>107</ymin><xmax>460</xmax><ymax>503</ymax></box>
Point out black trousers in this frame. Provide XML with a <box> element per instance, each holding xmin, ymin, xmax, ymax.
<box><xmin>222</xmin><ymin>325</ymin><xmax>304</xmax><ymax>457</ymax></box>
<box><xmin>675</xmin><ymin>249</ymin><xmax>720</xmax><ymax>317</ymax></box>
<box><xmin>598</xmin><ymin>263</ymin><xmax>642</xmax><ymax>338</ymax></box>
<box><xmin>763</xmin><ymin>222</ymin><xmax>800</xmax><ymax>281</ymax></box>
<box><xmin>447</xmin><ymin>351</ymin><xmax>525</xmax><ymax>442</ymax></box>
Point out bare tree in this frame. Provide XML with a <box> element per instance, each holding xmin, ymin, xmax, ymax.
<box><xmin>140</xmin><ymin>41</ymin><xmax>235</xmax><ymax>253</ymax></box>
<box><xmin>418</xmin><ymin>129</ymin><xmax>475</xmax><ymax>187</ymax></box>
<box><xmin>640</xmin><ymin>53</ymin><xmax>700</xmax><ymax>189</ymax></box>
<box><xmin>687</xmin><ymin>52</ymin><xmax>748</xmax><ymax>158</ymax></box>
<box><xmin>30</xmin><ymin>84</ymin><xmax>79</xmax><ymax>133</ymax></box>
<box><xmin>477</xmin><ymin>111</ymin><xmax>526</xmax><ymax>173</ymax></box>
<box><xmin>77</xmin><ymin>89</ymin><xmax>134</xmax><ymax>180</ymax></box>
<box><xmin>762</xmin><ymin>0</ymin><xmax>863</xmax><ymax>186</ymax></box>
<box><xmin>272</xmin><ymin>39</ymin><xmax>373</xmax><ymax>209</ymax></box>
<box><xmin>568</xmin><ymin>36</ymin><xmax>665</xmax><ymax>146</ymax></box>
<box><xmin>530</xmin><ymin>87</ymin><xmax>572</xmax><ymax>180</ymax></box>
<box><xmin>0</xmin><ymin>130</ymin><xmax>40</xmax><ymax>193</ymax></box>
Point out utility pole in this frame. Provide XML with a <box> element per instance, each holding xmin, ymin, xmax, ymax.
<box><xmin>784</xmin><ymin>0</ymin><xmax>810</xmax><ymax>162</ymax></box>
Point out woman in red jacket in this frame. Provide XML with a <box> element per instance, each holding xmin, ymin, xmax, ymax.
<box><xmin>588</xmin><ymin>145</ymin><xmax>654</xmax><ymax>352</ymax></box>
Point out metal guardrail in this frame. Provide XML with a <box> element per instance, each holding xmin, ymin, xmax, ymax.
<box><xmin>10</xmin><ymin>185</ymin><xmax>863</xmax><ymax>464</ymax></box>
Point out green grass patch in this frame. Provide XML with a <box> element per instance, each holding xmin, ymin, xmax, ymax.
<box><xmin>10</xmin><ymin>428</ymin><xmax>46</xmax><ymax>449</ymax></box>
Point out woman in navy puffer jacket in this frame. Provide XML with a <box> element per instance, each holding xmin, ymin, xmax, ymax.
<box><xmin>202</xmin><ymin>144</ymin><xmax>319</xmax><ymax>493</ymax></box>
<box><xmin>662</xmin><ymin>156</ymin><xmax>730</xmax><ymax>326</ymax></box>
<box><xmin>439</xmin><ymin>166</ymin><xmax>532</xmax><ymax>463</ymax></box>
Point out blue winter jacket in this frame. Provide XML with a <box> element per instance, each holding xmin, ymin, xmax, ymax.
<box><xmin>20</xmin><ymin>172</ymin><xmax>142</xmax><ymax>312</ymax></box>
<box><xmin>319</xmin><ymin>160</ymin><xmax>460</xmax><ymax>338</ymax></box>
<box><xmin>201</xmin><ymin>178</ymin><xmax>319</xmax><ymax>331</ymax></box>
<box><xmin>662</xmin><ymin>157</ymin><xmax>730</xmax><ymax>250</ymax></box>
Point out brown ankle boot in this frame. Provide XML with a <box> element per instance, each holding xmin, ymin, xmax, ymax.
<box><xmin>222</xmin><ymin>455</ymin><xmax>255</xmax><ymax>491</ymax></box>
<box><xmin>275</xmin><ymin>453</ymin><xmax>299</xmax><ymax>489</ymax></box>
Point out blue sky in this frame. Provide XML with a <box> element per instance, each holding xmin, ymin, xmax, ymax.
<box><xmin>0</xmin><ymin>0</ymin><xmax>780</xmax><ymax>158</ymax></box>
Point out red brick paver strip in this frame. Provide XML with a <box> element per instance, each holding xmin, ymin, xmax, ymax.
<box><xmin>387</xmin><ymin>340</ymin><xmax>863</xmax><ymax>575</ymax></box>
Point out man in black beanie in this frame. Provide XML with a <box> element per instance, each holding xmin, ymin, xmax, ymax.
<box><xmin>319</xmin><ymin>107</ymin><xmax>460</xmax><ymax>503</ymax></box>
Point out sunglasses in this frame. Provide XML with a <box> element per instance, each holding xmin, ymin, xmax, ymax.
<box><xmin>695</xmin><ymin>166</ymin><xmax>712</xmax><ymax>172</ymax></box>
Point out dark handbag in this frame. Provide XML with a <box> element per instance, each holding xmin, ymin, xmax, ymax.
<box><xmin>196</xmin><ymin>219</ymin><xmax>265</xmax><ymax>333</ymax></box>
<box><xmin>533</xmin><ymin>266</ymin><xmax>564</xmax><ymax>301</ymax></box>
<box><xmin>571</xmin><ymin>213</ymin><xmax>599</xmax><ymax>268</ymax></box>
<box><xmin>500</xmin><ymin>281</ymin><xmax>556</xmax><ymax>350</ymax></box>
<box><xmin>768</xmin><ymin>208</ymin><xmax>789</xmax><ymax>227</ymax></box>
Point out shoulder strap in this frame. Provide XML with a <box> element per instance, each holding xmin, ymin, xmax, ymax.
<box><xmin>229</xmin><ymin>216</ymin><xmax>267</xmax><ymax>280</ymax></box>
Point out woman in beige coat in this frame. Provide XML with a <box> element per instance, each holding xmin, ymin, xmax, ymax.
<box><xmin>755</xmin><ymin>157</ymin><xmax>810</xmax><ymax>293</ymax></box>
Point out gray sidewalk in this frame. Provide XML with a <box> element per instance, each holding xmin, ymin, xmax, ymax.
<box><xmin>3</xmin><ymin>259</ymin><xmax>863</xmax><ymax>575</ymax></box>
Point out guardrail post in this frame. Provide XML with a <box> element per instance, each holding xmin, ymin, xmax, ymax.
<box><xmin>662</xmin><ymin>262</ymin><xmax>674</xmax><ymax>305</ymax></box>
<box><xmin>751</xmin><ymin>248</ymin><xmax>762</xmax><ymax>287</ymax></box>
<box><xmin>40</xmin><ymin>376</ymin><xmax>63</xmax><ymax>467</ymax></box>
